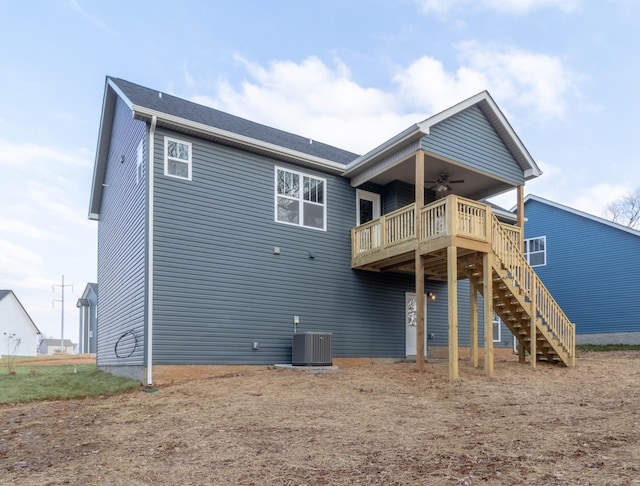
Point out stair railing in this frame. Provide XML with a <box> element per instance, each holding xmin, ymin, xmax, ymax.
<box><xmin>490</xmin><ymin>214</ymin><xmax>575</xmax><ymax>365</ymax></box>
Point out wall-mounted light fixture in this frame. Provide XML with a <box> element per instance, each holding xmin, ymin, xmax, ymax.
<box><xmin>427</xmin><ymin>291</ymin><xmax>436</xmax><ymax>301</ymax></box>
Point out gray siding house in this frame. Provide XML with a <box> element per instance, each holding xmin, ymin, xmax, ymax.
<box><xmin>76</xmin><ymin>283</ymin><xmax>97</xmax><ymax>354</ymax></box>
<box><xmin>90</xmin><ymin>77</ymin><xmax>574</xmax><ymax>384</ymax></box>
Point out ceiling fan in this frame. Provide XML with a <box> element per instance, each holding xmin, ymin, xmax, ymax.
<box><xmin>426</xmin><ymin>173</ymin><xmax>464</xmax><ymax>193</ymax></box>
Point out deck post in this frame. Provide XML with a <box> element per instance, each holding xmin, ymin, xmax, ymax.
<box><xmin>516</xmin><ymin>186</ymin><xmax>526</xmax><ymax>364</ymax></box>
<box><xmin>416</xmin><ymin>251</ymin><xmax>425</xmax><ymax>371</ymax></box>
<box><xmin>482</xmin><ymin>251</ymin><xmax>494</xmax><ymax>377</ymax></box>
<box><xmin>447</xmin><ymin>245</ymin><xmax>458</xmax><ymax>381</ymax></box>
<box><xmin>530</xmin><ymin>278</ymin><xmax>537</xmax><ymax>368</ymax></box>
<box><xmin>415</xmin><ymin>150</ymin><xmax>425</xmax><ymax>371</ymax></box>
<box><xmin>469</xmin><ymin>280</ymin><xmax>478</xmax><ymax>368</ymax></box>
<box><xmin>517</xmin><ymin>185</ymin><xmax>525</xmax><ymax>251</ymax></box>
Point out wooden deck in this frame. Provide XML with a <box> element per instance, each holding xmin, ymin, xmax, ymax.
<box><xmin>351</xmin><ymin>195</ymin><xmax>575</xmax><ymax>370</ymax></box>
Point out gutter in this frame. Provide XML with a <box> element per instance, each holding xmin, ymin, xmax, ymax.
<box><xmin>146</xmin><ymin>115</ymin><xmax>157</xmax><ymax>386</ymax></box>
<box><xmin>132</xmin><ymin>106</ymin><xmax>348</xmax><ymax>174</ymax></box>
<box><xmin>342</xmin><ymin>124</ymin><xmax>421</xmax><ymax>177</ymax></box>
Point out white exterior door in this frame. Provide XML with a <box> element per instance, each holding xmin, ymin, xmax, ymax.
<box><xmin>406</xmin><ymin>293</ymin><xmax>427</xmax><ymax>357</ymax></box>
<box><xmin>356</xmin><ymin>189</ymin><xmax>381</xmax><ymax>225</ymax></box>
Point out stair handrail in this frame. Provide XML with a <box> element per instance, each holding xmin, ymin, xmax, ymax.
<box><xmin>490</xmin><ymin>214</ymin><xmax>575</xmax><ymax>364</ymax></box>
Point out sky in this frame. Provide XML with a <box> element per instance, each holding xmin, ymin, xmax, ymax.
<box><xmin>1</xmin><ymin>0</ymin><xmax>639</xmax><ymax>344</ymax></box>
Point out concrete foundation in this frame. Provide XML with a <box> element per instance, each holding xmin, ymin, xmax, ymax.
<box><xmin>576</xmin><ymin>332</ymin><xmax>640</xmax><ymax>345</ymax></box>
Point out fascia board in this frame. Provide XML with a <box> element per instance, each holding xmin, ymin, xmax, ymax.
<box><xmin>342</xmin><ymin>124</ymin><xmax>421</xmax><ymax>177</ymax></box>
<box><xmin>106</xmin><ymin>78</ymin><xmax>134</xmax><ymax>110</ymax></box>
<box><xmin>89</xmin><ymin>79</ymin><xmax>132</xmax><ymax>220</ymax></box>
<box><xmin>133</xmin><ymin>106</ymin><xmax>347</xmax><ymax>174</ymax></box>
<box><xmin>523</xmin><ymin>194</ymin><xmax>640</xmax><ymax>238</ymax></box>
<box><xmin>417</xmin><ymin>91</ymin><xmax>488</xmax><ymax>133</ymax></box>
<box><xmin>419</xmin><ymin>91</ymin><xmax>542</xmax><ymax>179</ymax></box>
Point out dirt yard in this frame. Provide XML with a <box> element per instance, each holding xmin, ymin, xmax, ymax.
<box><xmin>1</xmin><ymin>352</ymin><xmax>639</xmax><ymax>485</ymax></box>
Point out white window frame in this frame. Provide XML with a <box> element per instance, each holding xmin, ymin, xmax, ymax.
<box><xmin>136</xmin><ymin>140</ymin><xmax>144</xmax><ymax>185</ymax></box>
<box><xmin>164</xmin><ymin>136</ymin><xmax>192</xmax><ymax>181</ymax></box>
<box><xmin>524</xmin><ymin>235</ymin><xmax>546</xmax><ymax>267</ymax></box>
<box><xmin>274</xmin><ymin>167</ymin><xmax>327</xmax><ymax>231</ymax></box>
<box><xmin>492</xmin><ymin>312</ymin><xmax>502</xmax><ymax>343</ymax></box>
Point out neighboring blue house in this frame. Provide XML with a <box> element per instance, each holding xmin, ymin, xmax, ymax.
<box><xmin>523</xmin><ymin>194</ymin><xmax>640</xmax><ymax>344</ymax></box>
<box><xmin>76</xmin><ymin>283</ymin><xmax>97</xmax><ymax>354</ymax></box>
<box><xmin>89</xmin><ymin>77</ymin><xmax>574</xmax><ymax>384</ymax></box>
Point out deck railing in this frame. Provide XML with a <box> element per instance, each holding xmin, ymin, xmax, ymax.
<box><xmin>490</xmin><ymin>214</ymin><xmax>575</xmax><ymax>364</ymax></box>
<box><xmin>500</xmin><ymin>223</ymin><xmax>521</xmax><ymax>247</ymax></box>
<box><xmin>352</xmin><ymin>195</ymin><xmax>492</xmax><ymax>257</ymax></box>
<box><xmin>384</xmin><ymin>204</ymin><xmax>415</xmax><ymax>248</ymax></box>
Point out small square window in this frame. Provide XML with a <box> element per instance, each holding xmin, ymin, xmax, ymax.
<box><xmin>164</xmin><ymin>137</ymin><xmax>192</xmax><ymax>180</ymax></box>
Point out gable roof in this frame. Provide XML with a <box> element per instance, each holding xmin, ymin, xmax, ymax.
<box><xmin>0</xmin><ymin>289</ymin><xmax>41</xmax><ymax>335</ymax></box>
<box><xmin>343</xmin><ymin>91</ymin><xmax>542</xmax><ymax>181</ymax></box>
<box><xmin>40</xmin><ymin>338</ymin><xmax>74</xmax><ymax>347</ymax></box>
<box><xmin>523</xmin><ymin>194</ymin><xmax>640</xmax><ymax>238</ymax></box>
<box><xmin>89</xmin><ymin>77</ymin><xmax>359</xmax><ymax>219</ymax></box>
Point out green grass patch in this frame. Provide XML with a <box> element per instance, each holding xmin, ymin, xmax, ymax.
<box><xmin>0</xmin><ymin>364</ymin><xmax>139</xmax><ymax>404</ymax></box>
<box><xmin>576</xmin><ymin>344</ymin><xmax>640</xmax><ymax>352</ymax></box>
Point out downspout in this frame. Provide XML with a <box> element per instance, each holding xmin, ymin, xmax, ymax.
<box><xmin>146</xmin><ymin>115</ymin><xmax>157</xmax><ymax>385</ymax></box>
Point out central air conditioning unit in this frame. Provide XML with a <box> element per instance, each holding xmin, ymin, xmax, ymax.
<box><xmin>292</xmin><ymin>332</ymin><xmax>332</xmax><ymax>366</ymax></box>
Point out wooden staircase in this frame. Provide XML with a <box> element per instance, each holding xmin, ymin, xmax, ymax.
<box><xmin>465</xmin><ymin>214</ymin><xmax>575</xmax><ymax>367</ymax></box>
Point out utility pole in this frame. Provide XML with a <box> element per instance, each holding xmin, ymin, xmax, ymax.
<box><xmin>52</xmin><ymin>275</ymin><xmax>73</xmax><ymax>354</ymax></box>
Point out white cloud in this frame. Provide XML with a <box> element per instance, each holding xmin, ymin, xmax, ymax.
<box><xmin>192</xmin><ymin>56</ymin><xmax>419</xmax><ymax>154</ymax></box>
<box><xmin>490</xmin><ymin>159</ymin><xmax>631</xmax><ymax>219</ymax></box>
<box><xmin>416</xmin><ymin>0</ymin><xmax>581</xmax><ymax>14</ymax></box>
<box><xmin>0</xmin><ymin>138</ymin><xmax>91</xmax><ymax>169</ymax></box>
<box><xmin>567</xmin><ymin>183</ymin><xmax>631</xmax><ymax>219</ymax></box>
<box><xmin>187</xmin><ymin>48</ymin><xmax>574</xmax><ymax>156</ymax></box>
<box><xmin>0</xmin><ymin>215</ymin><xmax>52</xmax><ymax>240</ymax></box>
<box><xmin>0</xmin><ymin>239</ymin><xmax>44</xmax><ymax>276</ymax></box>
<box><xmin>395</xmin><ymin>42</ymin><xmax>574</xmax><ymax>119</ymax></box>
<box><xmin>67</xmin><ymin>0</ymin><xmax>116</xmax><ymax>34</ymax></box>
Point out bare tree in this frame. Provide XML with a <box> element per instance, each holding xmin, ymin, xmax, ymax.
<box><xmin>606</xmin><ymin>188</ymin><xmax>640</xmax><ymax>230</ymax></box>
<box><xmin>4</xmin><ymin>332</ymin><xmax>22</xmax><ymax>375</ymax></box>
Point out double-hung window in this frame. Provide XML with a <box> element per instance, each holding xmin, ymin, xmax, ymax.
<box><xmin>524</xmin><ymin>236</ymin><xmax>546</xmax><ymax>266</ymax></box>
<box><xmin>275</xmin><ymin>167</ymin><xmax>326</xmax><ymax>230</ymax></box>
<box><xmin>164</xmin><ymin>137</ymin><xmax>192</xmax><ymax>180</ymax></box>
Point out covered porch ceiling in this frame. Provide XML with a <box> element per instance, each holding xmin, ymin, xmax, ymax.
<box><xmin>366</xmin><ymin>150</ymin><xmax>516</xmax><ymax>201</ymax></box>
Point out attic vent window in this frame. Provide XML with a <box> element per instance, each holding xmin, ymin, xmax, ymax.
<box><xmin>164</xmin><ymin>137</ymin><xmax>192</xmax><ymax>181</ymax></box>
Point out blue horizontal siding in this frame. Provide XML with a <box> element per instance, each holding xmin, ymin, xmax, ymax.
<box><xmin>524</xmin><ymin>200</ymin><xmax>640</xmax><ymax>335</ymax></box>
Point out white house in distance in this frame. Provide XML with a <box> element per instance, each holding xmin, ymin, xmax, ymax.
<box><xmin>38</xmin><ymin>339</ymin><xmax>75</xmax><ymax>355</ymax></box>
<box><xmin>0</xmin><ymin>290</ymin><xmax>41</xmax><ymax>358</ymax></box>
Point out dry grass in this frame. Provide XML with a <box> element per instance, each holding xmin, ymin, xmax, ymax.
<box><xmin>1</xmin><ymin>351</ymin><xmax>640</xmax><ymax>485</ymax></box>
